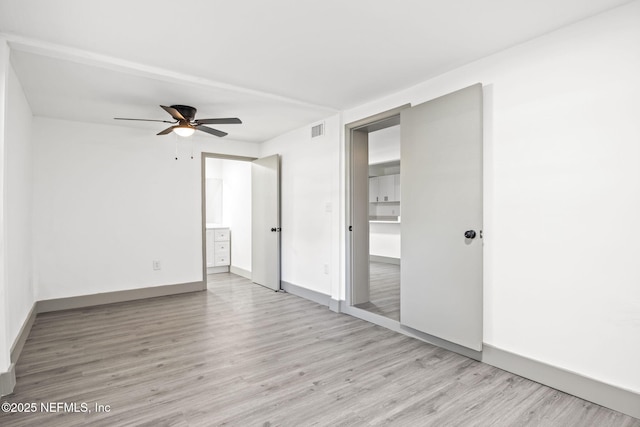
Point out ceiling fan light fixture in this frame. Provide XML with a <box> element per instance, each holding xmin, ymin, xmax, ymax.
<box><xmin>173</xmin><ymin>124</ymin><xmax>195</xmax><ymax>137</ymax></box>
<box><xmin>114</xmin><ymin>105</ymin><xmax>241</xmax><ymax>138</ymax></box>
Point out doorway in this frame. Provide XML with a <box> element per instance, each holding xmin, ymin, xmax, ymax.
<box><xmin>203</xmin><ymin>155</ymin><xmax>253</xmax><ymax>280</ymax></box>
<box><xmin>346</xmin><ymin>83</ymin><xmax>484</xmax><ymax>354</ymax></box>
<box><xmin>351</xmin><ymin>122</ymin><xmax>402</xmax><ymax>321</ymax></box>
<box><xmin>201</xmin><ymin>153</ymin><xmax>281</xmax><ymax>291</ymax></box>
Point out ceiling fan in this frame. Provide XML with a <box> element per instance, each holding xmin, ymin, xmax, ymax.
<box><xmin>114</xmin><ymin>105</ymin><xmax>242</xmax><ymax>137</ymax></box>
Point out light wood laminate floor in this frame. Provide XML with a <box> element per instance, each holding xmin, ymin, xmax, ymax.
<box><xmin>355</xmin><ymin>261</ymin><xmax>401</xmax><ymax>321</ymax></box>
<box><xmin>1</xmin><ymin>273</ymin><xmax>638</xmax><ymax>426</ymax></box>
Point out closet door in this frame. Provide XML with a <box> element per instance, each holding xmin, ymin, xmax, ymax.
<box><xmin>400</xmin><ymin>84</ymin><xmax>483</xmax><ymax>351</ymax></box>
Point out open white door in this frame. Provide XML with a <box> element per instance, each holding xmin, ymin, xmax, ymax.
<box><xmin>400</xmin><ymin>84</ymin><xmax>483</xmax><ymax>351</ymax></box>
<box><xmin>251</xmin><ymin>154</ymin><xmax>280</xmax><ymax>290</ymax></box>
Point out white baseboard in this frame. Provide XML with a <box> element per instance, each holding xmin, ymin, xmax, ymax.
<box><xmin>0</xmin><ymin>364</ymin><xmax>16</xmax><ymax>397</ymax></box>
<box><xmin>10</xmin><ymin>303</ymin><xmax>37</xmax><ymax>364</ymax></box>
<box><xmin>281</xmin><ymin>281</ymin><xmax>331</xmax><ymax>307</ymax></box>
<box><xmin>230</xmin><ymin>265</ymin><xmax>251</xmax><ymax>280</ymax></box>
<box><xmin>1</xmin><ymin>302</ymin><xmax>37</xmax><ymax>397</ymax></box>
<box><xmin>207</xmin><ymin>266</ymin><xmax>229</xmax><ymax>274</ymax></box>
<box><xmin>37</xmin><ymin>281</ymin><xmax>204</xmax><ymax>313</ymax></box>
<box><xmin>370</xmin><ymin>255</ymin><xmax>400</xmax><ymax>265</ymax></box>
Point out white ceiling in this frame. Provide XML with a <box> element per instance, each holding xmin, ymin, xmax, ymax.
<box><xmin>0</xmin><ymin>0</ymin><xmax>634</xmax><ymax>142</ymax></box>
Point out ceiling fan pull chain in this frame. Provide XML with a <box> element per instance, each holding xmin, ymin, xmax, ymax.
<box><xmin>190</xmin><ymin>139</ymin><xmax>194</xmax><ymax>160</ymax></box>
<box><xmin>175</xmin><ymin>138</ymin><xmax>179</xmax><ymax>160</ymax></box>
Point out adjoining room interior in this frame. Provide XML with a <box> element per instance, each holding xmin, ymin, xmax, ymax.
<box><xmin>354</xmin><ymin>124</ymin><xmax>401</xmax><ymax>321</ymax></box>
<box><xmin>204</xmin><ymin>156</ymin><xmax>252</xmax><ymax>281</ymax></box>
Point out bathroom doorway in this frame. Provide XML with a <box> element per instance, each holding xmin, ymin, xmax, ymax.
<box><xmin>203</xmin><ymin>155</ymin><xmax>253</xmax><ymax>280</ymax></box>
<box><xmin>202</xmin><ymin>153</ymin><xmax>281</xmax><ymax>290</ymax></box>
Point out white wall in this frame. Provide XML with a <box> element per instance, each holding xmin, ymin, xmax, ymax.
<box><xmin>369</xmin><ymin>125</ymin><xmax>401</xmax><ymax>259</ymax></box>
<box><xmin>342</xmin><ymin>2</ymin><xmax>640</xmax><ymax>393</ymax></box>
<box><xmin>4</xmin><ymin>62</ymin><xmax>35</xmax><ymax>352</ymax></box>
<box><xmin>0</xmin><ymin>39</ymin><xmax>8</xmax><ymax>376</ymax></box>
<box><xmin>205</xmin><ymin>157</ymin><xmax>223</xmax><ymax>225</ymax></box>
<box><xmin>0</xmin><ymin>46</ymin><xmax>35</xmax><ymax>377</ymax></box>
<box><xmin>368</xmin><ymin>125</ymin><xmax>400</xmax><ymax>165</ymax></box>
<box><xmin>32</xmin><ymin>117</ymin><xmax>260</xmax><ymax>300</ymax></box>
<box><xmin>221</xmin><ymin>160</ymin><xmax>252</xmax><ymax>272</ymax></box>
<box><xmin>260</xmin><ymin>116</ymin><xmax>341</xmax><ymax>296</ymax></box>
<box><xmin>205</xmin><ymin>157</ymin><xmax>223</xmax><ymax>180</ymax></box>
<box><xmin>0</xmin><ymin>47</ymin><xmax>36</xmax><ymax>377</ymax></box>
<box><xmin>369</xmin><ymin>223</ymin><xmax>401</xmax><ymax>259</ymax></box>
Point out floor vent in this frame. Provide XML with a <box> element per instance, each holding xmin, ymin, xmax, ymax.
<box><xmin>311</xmin><ymin>122</ymin><xmax>324</xmax><ymax>138</ymax></box>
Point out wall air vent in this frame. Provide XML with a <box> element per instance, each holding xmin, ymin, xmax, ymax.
<box><xmin>311</xmin><ymin>122</ymin><xmax>324</xmax><ymax>138</ymax></box>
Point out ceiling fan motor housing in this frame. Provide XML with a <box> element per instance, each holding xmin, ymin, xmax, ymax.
<box><xmin>171</xmin><ymin>105</ymin><xmax>197</xmax><ymax>122</ymax></box>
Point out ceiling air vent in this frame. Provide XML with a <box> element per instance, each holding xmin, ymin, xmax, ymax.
<box><xmin>311</xmin><ymin>122</ymin><xmax>324</xmax><ymax>138</ymax></box>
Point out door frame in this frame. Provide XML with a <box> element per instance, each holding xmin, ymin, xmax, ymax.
<box><xmin>200</xmin><ymin>152</ymin><xmax>257</xmax><ymax>286</ymax></box>
<box><xmin>344</xmin><ymin>105</ymin><xmax>409</xmax><ymax>308</ymax></box>
<box><xmin>343</xmin><ymin>104</ymin><xmax>484</xmax><ymax>361</ymax></box>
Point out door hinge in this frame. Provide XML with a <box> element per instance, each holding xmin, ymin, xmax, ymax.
<box><xmin>349</xmin><ymin>225</ymin><xmax>353</xmax><ymax>231</ymax></box>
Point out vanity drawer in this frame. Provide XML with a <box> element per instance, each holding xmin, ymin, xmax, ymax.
<box><xmin>214</xmin><ymin>255</ymin><xmax>230</xmax><ymax>266</ymax></box>
<box><xmin>214</xmin><ymin>242</ymin><xmax>230</xmax><ymax>254</ymax></box>
<box><xmin>213</xmin><ymin>229</ymin><xmax>230</xmax><ymax>242</ymax></box>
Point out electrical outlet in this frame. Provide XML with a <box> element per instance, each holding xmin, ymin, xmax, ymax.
<box><xmin>153</xmin><ymin>260</ymin><xmax>161</xmax><ymax>270</ymax></box>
